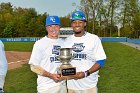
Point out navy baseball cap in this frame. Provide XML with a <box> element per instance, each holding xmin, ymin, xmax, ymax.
<box><xmin>45</xmin><ymin>16</ymin><xmax>60</xmax><ymax>26</ymax></box>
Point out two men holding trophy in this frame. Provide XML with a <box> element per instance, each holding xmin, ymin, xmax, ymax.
<box><xmin>29</xmin><ymin>10</ymin><xmax>106</xmax><ymax>93</ymax></box>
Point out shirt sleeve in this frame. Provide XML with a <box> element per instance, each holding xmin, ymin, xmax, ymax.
<box><xmin>28</xmin><ymin>42</ymin><xmax>43</xmax><ymax>65</ymax></box>
<box><xmin>93</xmin><ymin>36</ymin><xmax>106</xmax><ymax>61</ymax></box>
<box><xmin>96</xmin><ymin>59</ymin><xmax>106</xmax><ymax>67</ymax></box>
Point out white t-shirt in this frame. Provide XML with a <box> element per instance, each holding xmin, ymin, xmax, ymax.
<box><xmin>0</xmin><ymin>40</ymin><xmax>8</xmax><ymax>76</ymax></box>
<box><xmin>29</xmin><ymin>36</ymin><xmax>64</xmax><ymax>92</ymax></box>
<box><xmin>64</xmin><ymin>32</ymin><xmax>106</xmax><ymax>90</ymax></box>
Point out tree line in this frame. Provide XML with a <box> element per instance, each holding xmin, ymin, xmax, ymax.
<box><xmin>0</xmin><ymin>2</ymin><xmax>71</xmax><ymax>38</ymax></box>
<box><xmin>79</xmin><ymin>0</ymin><xmax>140</xmax><ymax>38</ymax></box>
<box><xmin>0</xmin><ymin>1</ymin><xmax>140</xmax><ymax>38</ymax></box>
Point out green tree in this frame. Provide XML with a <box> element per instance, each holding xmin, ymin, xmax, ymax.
<box><xmin>1</xmin><ymin>22</ymin><xmax>15</xmax><ymax>37</ymax></box>
<box><xmin>60</xmin><ymin>17</ymin><xmax>71</xmax><ymax>27</ymax></box>
<box><xmin>133</xmin><ymin>12</ymin><xmax>140</xmax><ymax>38</ymax></box>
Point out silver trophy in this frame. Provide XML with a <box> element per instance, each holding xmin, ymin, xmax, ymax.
<box><xmin>57</xmin><ymin>48</ymin><xmax>76</xmax><ymax>77</ymax></box>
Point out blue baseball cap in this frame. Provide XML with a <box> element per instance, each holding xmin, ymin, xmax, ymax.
<box><xmin>45</xmin><ymin>16</ymin><xmax>60</xmax><ymax>26</ymax></box>
<box><xmin>70</xmin><ymin>10</ymin><xmax>86</xmax><ymax>21</ymax></box>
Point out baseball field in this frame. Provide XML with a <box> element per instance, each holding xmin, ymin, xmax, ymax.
<box><xmin>3</xmin><ymin>42</ymin><xmax>140</xmax><ymax>93</ymax></box>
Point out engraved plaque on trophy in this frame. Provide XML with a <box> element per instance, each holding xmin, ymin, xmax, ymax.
<box><xmin>57</xmin><ymin>48</ymin><xmax>76</xmax><ymax>79</ymax></box>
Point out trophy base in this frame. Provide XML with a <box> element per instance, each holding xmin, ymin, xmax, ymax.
<box><xmin>58</xmin><ymin>66</ymin><xmax>76</xmax><ymax>80</ymax></box>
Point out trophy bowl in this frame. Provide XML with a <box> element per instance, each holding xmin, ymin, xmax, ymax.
<box><xmin>59</xmin><ymin>48</ymin><xmax>72</xmax><ymax>66</ymax></box>
<box><xmin>57</xmin><ymin>48</ymin><xmax>76</xmax><ymax>77</ymax></box>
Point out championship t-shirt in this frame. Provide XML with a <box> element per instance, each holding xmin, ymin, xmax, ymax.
<box><xmin>65</xmin><ymin>32</ymin><xmax>106</xmax><ymax>90</ymax></box>
<box><xmin>29</xmin><ymin>36</ymin><xmax>64</xmax><ymax>92</ymax></box>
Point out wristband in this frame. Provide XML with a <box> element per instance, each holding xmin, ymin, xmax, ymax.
<box><xmin>84</xmin><ymin>70</ymin><xmax>90</xmax><ymax>77</ymax></box>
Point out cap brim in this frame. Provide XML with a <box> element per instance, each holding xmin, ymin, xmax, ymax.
<box><xmin>46</xmin><ymin>23</ymin><xmax>60</xmax><ymax>26</ymax></box>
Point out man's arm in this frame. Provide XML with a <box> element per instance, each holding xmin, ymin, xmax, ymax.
<box><xmin>88</xmin><ymin>62</ymin><xmax>101</xmax><ymax>75</ymax></box>
<box><xmin>65</xmin><ymin>60</ymin><xmax>105</xmax><ymax>80</ymax></box>
<box><xmin>30</xmin><ymin>65</ymin><xmax>60</xmax><ymax>81</ymax></box>
<box><xmin>88</xmin><ymin>59</ymin><xmax>106</xmax><ymax>74</ymax></box>
<box><xmin>30</xmin><ymin>64</ymin><xmax>45</xmax><ymax>75</ymax></box>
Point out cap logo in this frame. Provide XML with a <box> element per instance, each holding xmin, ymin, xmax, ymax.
<box><xmin>50</xmin><ymin>17</ymin><xmax>56</xmax><ymax>22</ymax></box>
<box><xmin>74</xmin><ymin>13</ymin><xmax>82</xmax><ymax>19</ymax></box>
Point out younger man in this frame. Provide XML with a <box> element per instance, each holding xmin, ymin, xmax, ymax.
<box><xmin>29</xmin><ymin>16</ymin><xmax>65</xmax><ymax>93</ymax></box>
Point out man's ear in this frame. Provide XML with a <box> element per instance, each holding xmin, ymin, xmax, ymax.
<box><xmin>84</xmin><ymin>22</ymin><xmax>86</xmax><ymax>26</ymax></box>
<box><xmin>46</xmin><ymin>27</ymin><xmax>48</xmax><ymax>30</ymax></box>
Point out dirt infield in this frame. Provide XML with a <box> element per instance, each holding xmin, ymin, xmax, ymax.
<box><xmin>6</xmin><ymin>51</ymin><xmax>31</xmax><ymax>70</ymax></box>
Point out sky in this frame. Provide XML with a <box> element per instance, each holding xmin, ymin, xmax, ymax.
<box><xmin>0</xmin><ymin>0</ymin><xmax>80</xmax><ymax>17</ymax></box>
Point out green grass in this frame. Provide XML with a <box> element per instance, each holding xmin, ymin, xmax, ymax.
<box><xmin>4</xmin><ymin>65</ymin><xmax>37</xmax><ymax>93</ymax></box>
<box><xmin>4</xmin><ymin>42</ymin><xmax>140</xmax><ymax>93</ymax></box>
<box><xmin>98</xmin><ymin>43</ymin><xmax>140</xmax><ymax>93</ymax></box>
<box><xmin>4</xmin><ymin>42</ymin><xmax>35</xmax><ymax>52</ymax></box>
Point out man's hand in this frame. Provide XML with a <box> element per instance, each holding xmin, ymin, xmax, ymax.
<box><xmin>48</xmin><ymin>73</ymin><xmax>61</xmax><ymax>82</ymax></box>
<box><xmin>74</xmin><ymin>72</ymin><xmax>85</xmax><ymax>79</ymax></box>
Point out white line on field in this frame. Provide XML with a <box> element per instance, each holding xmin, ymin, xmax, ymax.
<box><xmin>8</xmin><ymin>59</ymin><xmax>29</xmax><ymax>64</ymax></box>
